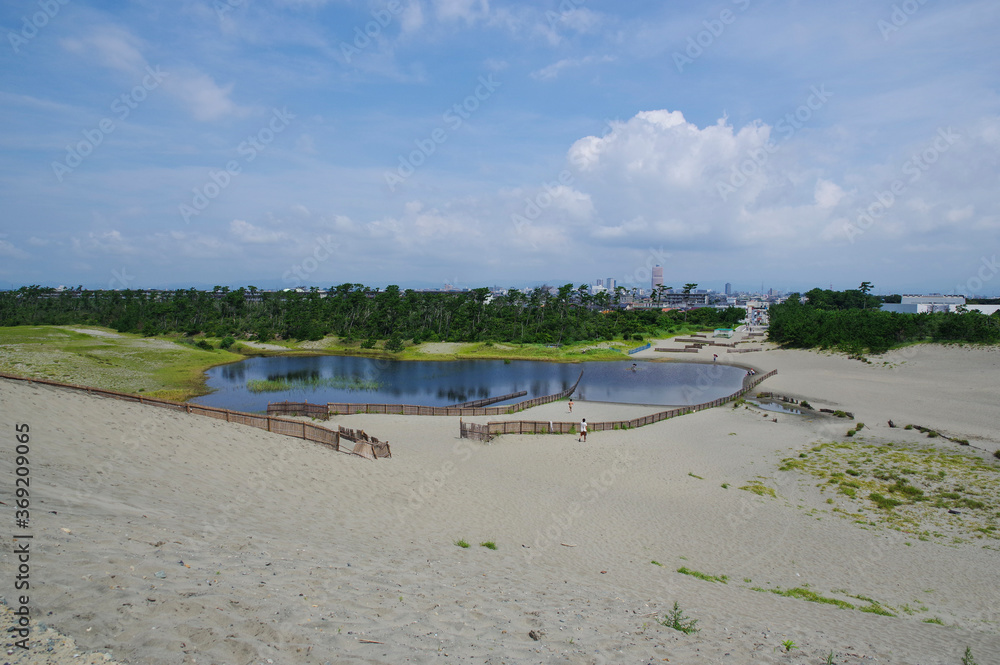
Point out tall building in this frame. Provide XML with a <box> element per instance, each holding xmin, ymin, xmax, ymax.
<box><xmin>606</xmin><ymin>278</ymin><xmax>616</xmax><ymax>291</ymax></box>
<box><xmin>651</xmin><ymin>265</ymin><xmax>663</xmax><ymax>290</ymax></box>
<box><xmin>725</xmin><ymin>282</ymin><xmax>732</xmax><ymax>295</ymax></box>
<box><xmin>596</xmin><ymin>278</ymin><xmax>603</xmax><ymax>287</ymax></box>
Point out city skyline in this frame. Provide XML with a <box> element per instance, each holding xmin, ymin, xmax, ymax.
<box><xmin>2</xmin><ymin>2</ymin><xmax>998</xmax><ymax>297</ymax></box>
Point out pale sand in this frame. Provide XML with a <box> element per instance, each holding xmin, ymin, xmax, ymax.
<box><xmin>2</xmin><ymin>344</ymin><xmax>999</xmax><ymax>664</ymax></box>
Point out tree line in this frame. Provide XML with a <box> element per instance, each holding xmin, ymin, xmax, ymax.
<box><xmin>0</xmin><ymin>284</ymin><xmax>746</xmax><ymax>348</ymax></box>
<box><xmin>768</xmin><ymin>286</ymin><xmax>1000</xmax><ymax>353</ymax></box>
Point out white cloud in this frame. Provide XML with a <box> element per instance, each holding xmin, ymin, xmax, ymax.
<box><xmin>0</xmin><ymin>239</ymin><xmax>30</xmax><ymax>259</ymax></box>
<box><xmin>230</xmin><ymin>219</ymin><xmax>288</xmax><ymax>244</ymax></box>
<box><xmin>814</xmin><ymin>179</ymin><xmax>845</xmax><ymax>208</ymax></box>
<box><xmin>161</xmin><ymin>69</ymin><xmax>244</xmax><ymax>122</ymax></box>
<box><xmin>61</xmin><ymin>26</ymin><xmax>146</xmax><ymax>74</ymax></box>
<box><xmin>531</xmin><ymin>55</ymin><xmax>615</xmax><ymax>81</ymax></box>
<box><xmin>61</xmin><ymin>24</ymin><xmax>246</xmax><ymax>122</ymax></box>
<box><xmin>400</xmin><ymin>1</ymin><xmax>425</xmax><ymax>33</ymax></box>
<box><xmin>433</xmin><ymin>0</ymin><xmax>489</xmax><ymax>23</ymax></box>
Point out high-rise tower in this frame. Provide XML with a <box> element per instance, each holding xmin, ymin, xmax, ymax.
<box><xmin>652</xmin><ymin>265</ymin><xmax>663</xmax><ymax>290</ymax></box>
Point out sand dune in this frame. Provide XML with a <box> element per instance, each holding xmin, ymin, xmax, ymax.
<box><xmin>2</xmin><ymin>344</ymin><xmax>999</xmax><ymax>664</ymax></box>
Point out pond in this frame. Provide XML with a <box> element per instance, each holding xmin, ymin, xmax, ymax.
<box><xmin>190</xmin><ymin>356</ymin><xmax>749</xmax><ymax>413</ymax></box>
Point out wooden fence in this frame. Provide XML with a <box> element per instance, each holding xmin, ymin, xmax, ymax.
<box><xmin>0</xmin><ymin>372</ymin><xmax>363</xmax><ymax>458</ymax></box>
<box><xmin>449</xmin><ymin>390</ymin><xmax>527</xmax><ymax>409</ymax></box>
<box><xmin>727</xmin><ymin>347</ymin><xmax>762</xmax><ymax>353</ymax></box>
<box><xmin>337</xmin><ymin>426</ymin><xmax>391</xmax><ymax>459</ymax></box>
<box><xmin>655</xmin><ymin>347</ymin><xmax>699</xmax><ymax>353</ymax></box>
<box><xmin>267</xmin><ymin>401</ymin><xmax>331</xmax><ymax>419</ymax></box>
<box><xmin>326</xmin><ymin>371</ymin><xmax>584</xmax><ymax>418</ymax></box>
<box><xmin>459</xmin><ymin>420</ymin><xmax>492</xmax><ymax>442</ymax></box>
<box><xmin>461</xmin><ymin>369</ymin><xmax>778</xmax><ymax>440</ymax></box>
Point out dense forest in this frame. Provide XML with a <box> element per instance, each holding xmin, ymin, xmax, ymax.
<box><xmin>769</xmin><ymin>288</ymin><xmax>1000</xmax><ymax>353</ymax></box>
<box><xmin>0</xmin><ymin>285</ymin><xmax>745</xmax><ymax>348</ymax></box>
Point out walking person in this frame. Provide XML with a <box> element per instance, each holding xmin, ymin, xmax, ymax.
<box><xmin>568</xmin><ymin>399</ymin><xmax>574</xmax><ymax>413</ymax></box>
<box><xmin>578</xmin><ymin>418</ymin><xmax>587</xmax><ymax>442</ymax></box>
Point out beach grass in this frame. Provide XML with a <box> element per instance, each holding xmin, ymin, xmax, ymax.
<box><xmin>677</xmin><ymin>566</ymin><xmax>728</xmax><ymax>583</ymax></box>
<box><xmin>780</xmin><ymin>440</ymin><xmax>1000</xmax><ymax>545</ymax></box>
<box><xmin>0</xmin><ymin>325</ymin><xmax>244</xmax><ymax>400</ymax></box>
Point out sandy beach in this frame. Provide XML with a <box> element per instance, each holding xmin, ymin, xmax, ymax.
<box><xmin>2</xmin><ymin>341</ymin><xmax>999</xmax><ymax>664</ymax></box>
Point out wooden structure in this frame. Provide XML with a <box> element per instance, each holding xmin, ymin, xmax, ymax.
<box><xmin>459</xmin><ymin>369</ymin><xmax>778</xmax><ymax>440</ymax></box>
<box><xmin>0</xmin><ymin>372</ymin><xmax>366</xmax><ymax>459</ymax></box>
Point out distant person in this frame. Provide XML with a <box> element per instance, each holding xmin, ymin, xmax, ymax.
<box><xmin>713</xmin><ymin>353</ymin><xmax>718</xmax><ymax>363</ymax></box>
<box><xmin>568</xmin><ymin>399</ymin><xmax>574</xmax><ymax>413</ymax></box>
<box><xmin>631</xmin><ymin>363</ymin><xmax>637</xmax><ymax>372</ymax></box>
<box><xmin>578</xmin><ymin>418</ymin><xmax>587</xmax><ymax>442</ymax></box>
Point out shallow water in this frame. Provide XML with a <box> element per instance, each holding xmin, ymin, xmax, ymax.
<box><xmin>191</xmin><ymin>357</ymin><xmax>748</xmax><ymax>412</ymax></box>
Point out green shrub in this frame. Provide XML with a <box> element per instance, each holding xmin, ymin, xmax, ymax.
<box><xmin>219</xmin><ymin>336</ymin><xmax>236</xmax><ymax>349</ymax></box>
<box><xmin>659</xmin><ymin>601</ymin><xmax>699</xmax><ymax>634</ymax></box>
<box><xmin>870</xmin><ymin>493</ymin><xmax>903</xmax><ymax>510</ymax></box>
<box><xmin>196</xmin><ymin>339</ymin><xmax>214</xmax><ymax>350</ymax></box>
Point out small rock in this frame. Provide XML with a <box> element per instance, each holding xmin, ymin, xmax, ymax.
<box><xmin>528</xmin><ymin>630</ymin><xmax>542</xmax><ymax>641</ymax></box>
<box><xmin>154</xmin><ymin>571</ymin><xmax>167</xmax><ymax>579</ymax></box>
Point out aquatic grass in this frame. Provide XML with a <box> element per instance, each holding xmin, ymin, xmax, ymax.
<box><xmin>247</xmin><ymin>375</ymin><xmax>382</xmax><ymax>393</ymax></box>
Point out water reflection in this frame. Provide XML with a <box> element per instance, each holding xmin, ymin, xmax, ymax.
<box><xmin>191</xmin><ymin>357</ymin><xmax>748</xmax><ymax>413</ymax></box>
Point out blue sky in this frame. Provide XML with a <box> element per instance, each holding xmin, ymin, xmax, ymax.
<box><xmin>1</xmin><ymin>0</ymin><xmax>998</xmax><ymax>295</ymax></box>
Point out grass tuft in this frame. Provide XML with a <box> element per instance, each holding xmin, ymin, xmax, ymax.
<box><xmin>455</xmin><ymin>539</ymin><xmax>470</xmax><ymax>548</ymax></box>
<box><xmin>677</xmin><ymin>566</ymin><xmax>728</xmax><ymax>583</ymax></box>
